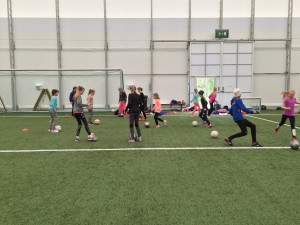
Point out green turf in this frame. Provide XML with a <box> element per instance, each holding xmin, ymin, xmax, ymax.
<box><xmin>0</xmin><ymin>111</ymin><xmax>300</xmax><ymax>224</ymax></box>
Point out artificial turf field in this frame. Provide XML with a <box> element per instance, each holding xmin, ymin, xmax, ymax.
<box><xmin>0</xmin><ymin>111</ymin><xmax>300</xmax><ymax>225</ymax></box>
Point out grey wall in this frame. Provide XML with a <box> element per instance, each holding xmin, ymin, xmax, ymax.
<box><xmin>0</xmin><ymin>17</ymin><xmax>300</xmax><ymax>109</ymax></box>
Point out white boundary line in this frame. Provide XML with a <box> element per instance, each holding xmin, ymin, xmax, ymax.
<box><xmin>247</xmin><ymin>115</ymin><xmax>300</xmax><ymax>130</ymax></box>
<box><xmin>0</xmin><ymin>146</ymin><xmax>291</xmax><ymax>153</ymax></box>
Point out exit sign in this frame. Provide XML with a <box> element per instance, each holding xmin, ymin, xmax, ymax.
<box><xmin>215</xmin><ymin>29</ymin><xmax>229</xmax><ymax>38</ymax></box>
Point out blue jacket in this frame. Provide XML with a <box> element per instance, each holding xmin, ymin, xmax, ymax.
<box><xmin>229</xmin><ymin>97</ymin><xmax>253</xmax><ymax>121</ymax></box>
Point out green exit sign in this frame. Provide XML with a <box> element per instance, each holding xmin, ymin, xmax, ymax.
<box><xmin>215</xmin><ymin>29</ymin><xmax>229</xmax><ymax>38</ymax></box>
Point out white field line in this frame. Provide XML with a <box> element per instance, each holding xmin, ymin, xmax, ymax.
<box><xmin>0</xmin><ymin>146</ymin><xmax>291</xmax><ymax>153</ymax></box>
<box><xmin>246</xmin><ymin>115</ymin><xmax>300</xmax><ymax>130</ymax></box>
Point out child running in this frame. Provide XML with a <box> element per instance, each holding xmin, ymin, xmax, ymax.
<box><xmin>118</xmin><ymin>88</ymin><xmax>127</xmax><ymax>117</ymax></box>
<box><xmin>152</xmin><ymin>93</ymin><xmax>167</xmax><ymax>128</ymax></box>
<box><xmin>198</xmin><ymin>90</ymin><xmax>212</xmax><ymax>128</ymax></box>
<box><xmin>274</xmin><ymin>90</ymin><xmax>300</xmax><ymax>141</ymax></box>
<box><xmin>87</xmin><ymin>89</ymin><xmax>95</xmax><ymax>124</ymax></box>
<box><xmin>126</xmin><ymin>85</ymin><xmax>142</xmax><ymax>143</ymax></box>
<box><xmin>73</xmin><ymin>86</ymin><xmax>97</xmax><ymax>142</ymax></box>
<box><xmin>208</xmin><ymin>87</ymin><xmax>217</xmax><ymax>117</ymax></box>
<box><xmin>190</xmin><ymin>88</ymin><xmax>201</xmax><ymax>118</ymax></box>
<box><xmin>48</xmin><ymin>89</ymin><xmax>59</xmax><ymax>133</ymax></box>
<box><xmin>137</xmin><ymin>87</ymin><xmax>147</xmax><ymax>121</ymax></box>
<box><xmin>225</xmin><ymin>88</ymin><xmax>262</xmax><ymax>147</ymax></box>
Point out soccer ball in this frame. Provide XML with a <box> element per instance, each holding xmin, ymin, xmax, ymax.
<box><xmin>94</xmin><ymin>119</ymin><xmax>100</xmax><ymax>125</ymax></box>
<box><xmin>192</xmin><ymin>121</ymin><xmax>198</xmax><ymax>127</ymax></box>
<box><xmin>290</xmin><ymin>140</ymin><xmax>299</xmax><ymax>150</ymax></box>
<box><xmin>55</xmin><ymin>125</ymin><xmax>61</xmax><ymax>132</ymax></box>
<box><xmin>145</xmin><ymin>122</ymin><xmax>150</xmax><ymax>128</ymax></box>
<box><xmin>211</xmin><ymin>130</ymin><xmax>219</xmax><ymax>139</ymax></box>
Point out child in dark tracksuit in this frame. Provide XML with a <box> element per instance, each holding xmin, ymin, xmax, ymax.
<box><xmin>198</xmin><ymin>90</ymin><xmax>212</xmax><ymax>128</ymax></box>
<box><xmin>225</xmin><ymin>88</ymin><xmax>262</xmax><ymax>147</ymax></box>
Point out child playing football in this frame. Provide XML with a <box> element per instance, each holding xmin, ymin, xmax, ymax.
<box><xmin>48</xmin><ymin>89</ymin><xmax>59</xmax><ymax>133</ymax></box>
<box><xmin>225</xmin><ymin>88</ymin><xmax>262</xmax><ymax>147</ymax></box>
<box><xmin>198</xmin><ymin>90</ymin><xmax>211</xmax><ymax>128</ymax></box>
<box><xmin>274</xmin><ymin>90</ymin><xmax>300</xmax><ymax>141</ymax></box>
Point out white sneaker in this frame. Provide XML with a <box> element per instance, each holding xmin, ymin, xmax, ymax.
<box><xmin>75</xmin><ymin>136</ymin><xmax>80</xmax><ymax>142</ymax></box>
<box><xmin>48</xmin><ymin>129</ymin><xmax>51</xmax><ymax>132</ymax></box>
<box><xmin>163</xmin><ymin>120</ymin><xmax>167</xmax><ymax>126</ymax></box>
<box><xmin>128</xmin><ymin>139</ymin><xmax>135</xmax><ymax>143</ymax></box>
<box><xmin>137</xmin><ymin>136</ymin><xmax>142</xmax><ymax>142</ymax></box>
<box><xmin>51</xmin><ymin>129</ymin><xmax>59</xmax><ymax>133</ymax></box>
<box><xmin>88</xmin><ymin>133</ymin><xmax>97</xmax><ymax>141</ymax></box>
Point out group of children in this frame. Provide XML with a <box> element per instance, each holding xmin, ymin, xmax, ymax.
<box><xmin>48</xmin><ymin>85</ymin><xmax>299</xmax><ymax>146</ymax></box>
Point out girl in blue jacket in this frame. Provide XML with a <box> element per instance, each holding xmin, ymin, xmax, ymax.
<box><xmin>225</xmin><ymin>88</ymin><xmax>262</xmax><ymax>147</ymax></box>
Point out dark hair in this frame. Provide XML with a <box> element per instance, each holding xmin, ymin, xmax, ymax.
<box><xmin>72</xmin><ymin>86</ymin><xmax>77</xmax><ymax>91</ymax></box>
<box><xmin>52</xmin><ymin>89</ymin><xmax>59</xmax><ymax>96</ymax></box>
<box><xmin>198</xmin><ymin>90</ymin><xmax>204</xmax><ymax>96</ymax></box>
<box><xmin>88</xmin><ymin>89</ymin><xmax>95</xmax><ymax>95</ymax></box>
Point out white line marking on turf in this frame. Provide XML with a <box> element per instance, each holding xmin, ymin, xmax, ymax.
<box><xmin>0</xmin><ymin>146</ymin><xmax>291</xmax><ymax>153</ymax></box>
<box><xmin>247</xmin><ymin>115</ymin><xmax>300</xmax><ymax>130</ymax></box>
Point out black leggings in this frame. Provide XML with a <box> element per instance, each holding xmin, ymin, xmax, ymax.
<box><xmin>140</xmin><ymin>106</ymin><xmax>147</xmax><ymax>119</ymax></box>
<box><xmin>129</xmin><ymin>113</ymin><xmax>141</xmax><ymax>139</ymax></box>
<box><xmin>208</xmin><ymin>102</ymin><xmax>214</xmax><ymax>116</ymax></box>
<box><xmin>154</xmin><ymin>112</ymin><xmax>163</xmax><ymax>125</ymax></box>
<box><xmin>229</xmin><ymin>119</ymin><xmax>256</xmax><ymax>142</ymax></box>
<box><xmin>74</xmin><ymin>113</ymin><xmax>91</xmax><ymax>136</ymax></box>
<box><xmin>278</xmin><ymin>115</ymin><xmax>295</xmax><ymax>129</ymax></box>
<box><xmin>199</xmin><ymin>109</ymin><xmax>211</xmax><ymax>125</ymax></box>
<box><xmin>278</xmin><ymin>115</ymin><xmax>296</xmax><ymax>137</ymax></box>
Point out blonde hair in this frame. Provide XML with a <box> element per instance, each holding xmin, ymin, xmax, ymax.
<box><xmin>194</xmin><ymin>88</ymin><xmax>198</xmax><ymax>92</ymax></box>
<box><xmin>74</xmin><ymin>86</ymin><xmax>85</xmax><ymax>101</ymax></box>
<box><xmin>118</xmin><ymin>87</ymin><xmax>124</xmax><ymax>92</ymax></box>
<box><xmin>282</xmin><ymin>90</ymin><xmax>295</xmax><ymax>99</ymax></box>
<box><xmin>130</xmin><ymin>85</ymin><xmax>136</xmax><ymax>92</ymax></box>
<box><xmin>153</xmin><ymin>93</ymin><xmax>160</xmax><ymax>99</ymax></box>
<box><xmin>233</xmin><ymin>88</ymin><xmax>241</xmax><ymax>97</ymax></box>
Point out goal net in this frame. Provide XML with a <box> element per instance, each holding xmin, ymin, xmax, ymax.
<box><xmin>0</xmin><ymin>69</ymin><xmax>124</xmax><ymax>111</ymax></box>
<box><xmin>241</xmin><ymin>97</ymin><xmax>262</xmax><ymax>111</ymax></box>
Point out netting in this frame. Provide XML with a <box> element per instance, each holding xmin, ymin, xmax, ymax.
<box><xmin>242</xmin><ymin>97</ymin><xmax>262</xmax><ymax>111</ymax></box>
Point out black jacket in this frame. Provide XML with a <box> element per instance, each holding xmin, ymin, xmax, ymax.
<box><xmin>126</xmin><ymin>92</ymin><xmax>141</xmax><ymax>114</ymax></box>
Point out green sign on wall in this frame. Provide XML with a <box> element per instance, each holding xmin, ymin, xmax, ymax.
<box><xmin>215</xmin><ymin>29</ymin><xmax>229</xmax><ymax>38</ymax></box>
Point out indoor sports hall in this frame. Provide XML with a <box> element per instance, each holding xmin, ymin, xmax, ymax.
<box><xmin>0</xmin><ymin>0</ymin><xmax>300</xmax><ymax>224</ymax></box>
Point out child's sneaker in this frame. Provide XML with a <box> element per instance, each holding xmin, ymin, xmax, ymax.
<box><xmin>163</xmin><ymin>120</ymin><xmax>167</xmax><ymax>126</ymax></box>
<box><xmin>48</xmin><ymin>129</ymin><xmax>51</xmax><ymax>132</ymax></box>
<box><xmin>207</xmin><ymin>124</ymin><xmax>212</xmax><ymax>128</ymax></box>
<box><xmin>88</xmin><ymin>133</ymin><xmax>97</xmax><ymax>141</ymax></box>
<box><xmin>128</xmin><ymin>139</ymin><xmax>135</xmax><ymax>143</ymax></box>
<box><xmin>274</xmin><ymin>128</ymin><xmax>278</xmax><ymax>134</ymax></box>
<box><xmin>51</xmin><ymin>129</ymin><xmax>59</xmax><ymax>133</ymax></box>
<box><xmin>139</xmin><ymin>117</ymin><xmax>143</xmax><ymax>121</ymax></box>
<box><xmin>225</xmin><ymin>137</ymin><xmax>233</xmax><ymax>146</ymax></box>
<box><xmin>252</xmin><ymin>142</ymin><xmax>263</xmax><ymax>147</ymax></box>
<box><xmin>292</xmin><ymin>137</ymin><xmax>297</xmax><ymax>141</ymax></box>
<box><xmin>75</xmin><ymin>136</ymin><xmax>80</xmax><ymax>142</ymax></box>
<box><xmin>155</xmin><ymin>125</ymin><xmax>160</xmax><ymax>128</ymax></box>
<box><xmin>137</xmin><ymin>136</ymin><xmax>142</xmax><ymax>142</ymax></box>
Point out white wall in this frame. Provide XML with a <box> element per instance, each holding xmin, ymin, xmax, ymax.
<box><xmin>0</xmin><ymin>0</ymin><xmax>299</xmax><ymax>109</ymax></box>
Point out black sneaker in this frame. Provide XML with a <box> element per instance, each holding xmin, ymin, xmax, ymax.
<box><xmin>252</xmin><ymin>142</ymin><xmax>263</xmax><ymax>147</ymax></box>
<box><xmin>225</xmin><ymin>137</ymin><xmax>233</xmax><ymax>146</ymax></box>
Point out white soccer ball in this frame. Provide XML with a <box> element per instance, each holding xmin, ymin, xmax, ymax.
<box><xmin>55</xmin><ymin>125</ymin><xmax>61</xmax><ymax>132</ymax></box>
<box><xmin>192</xmin><ymin>121</ymin><xmax>198</xmax><ymax>127</ymax></box>
<box><xmin>290</xmin><ymin>140</ymin><xmax>299</xmax><ymax>150</ymax></box>
<box><xmin>211</xmin><ymin>130</ymin><xmax>219</xmax><ymax>138</ymax></box>
<box><xmin>145</xmin><ymin>122</ymin><xmax>150</xmax><ymax>128</ymax></box>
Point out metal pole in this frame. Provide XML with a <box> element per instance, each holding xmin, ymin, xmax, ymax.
<box><xmin>55</xmin><ymin>0</ymin><xmax>63</xmax><ymax>109</ymax></box>
<box><xmin>250</xmin><ymin>0</ymin><xmax>255</xmax><ymax>40</ymax></box>
<box><xmin>104</xmin><ymin>0</ymin><xmax>109</xmax><ymax>109</ymax></box>
<box><xmin>286</xmin><ymin>0</ymin><xmax>293</xmax><ymax>90</ymax></box>
<box><xmin>187</xmin><ymin>0</ymin><xmax>191</xmax><ymax>104</ymax></box>
<box><xmin>150</xmin><ymin>0</ymin><xmax>154</xmax><ymax>106</ymax></box>
<box><xmin>219</xmin><ymin>0</ymin><xmax>223</xmax><ymax>29</ymax></box>
<box><xmin>7</xmin><ymin>0</ymin><xmax>17</xmax><ymax>111</ymax></box>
